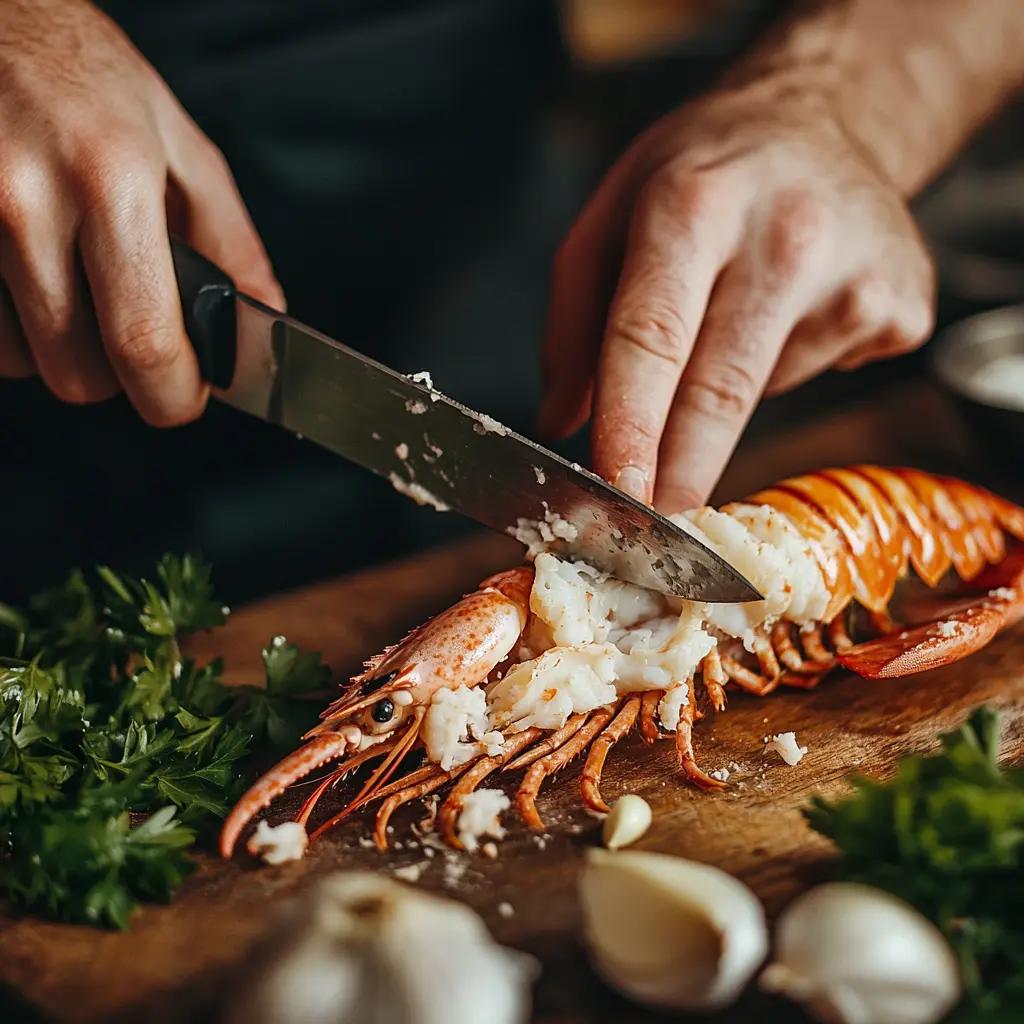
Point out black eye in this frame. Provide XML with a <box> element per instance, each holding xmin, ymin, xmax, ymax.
<box><xmin>371</xmin><ymin>698</ymin><xmax>395</xmax><ymax>723</ymax></box>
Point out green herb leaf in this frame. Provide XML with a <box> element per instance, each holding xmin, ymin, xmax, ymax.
<box><xmin>157</xmin><ymin>555</ymin><xmax>227</xmax><ymax>634</ymax></box>
<box><xmin>0</xmin><ymin>553</ymin><xmax>329</xmax><ymax>929</ymax></box>
<box><xmin>0</xmin><ymin>780</ymin><xmax>195</xmax><ymax>930</ymax></box>
<box><xmin>262</xmin><ymin>638</ymin><xmax>331</xmax><ymax>697</ymax></box>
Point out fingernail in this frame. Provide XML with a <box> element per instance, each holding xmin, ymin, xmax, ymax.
<box><xmin>614</xmin><ymin>466</ymin><xmax>649</xmax><ymax>503</ymax></box>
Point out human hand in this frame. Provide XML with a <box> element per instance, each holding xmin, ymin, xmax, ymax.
<box><xmin>0</xmin><ymin>0</ymin><xmax>283</xmax><ymax>425</ymax></box>
<box><xmin>538</xmin><ymin>80</ymin><xmax>934</xmax><ymax>512</ymax></box>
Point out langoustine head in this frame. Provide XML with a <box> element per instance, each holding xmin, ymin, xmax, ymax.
<box><xmin>218</xmin><ymin>567</ymin><xmax>534</xmax><ymax>858</ymax></box>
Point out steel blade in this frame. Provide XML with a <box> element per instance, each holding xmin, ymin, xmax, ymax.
<box><xmin>222</xmin><ymin>296</ymin><xmax>762</xmax><ymax>603</ymax></box>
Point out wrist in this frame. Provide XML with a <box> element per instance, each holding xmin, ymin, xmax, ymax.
<box><xmin>716</xmin><ymin>0</ymin><xmax>1024</xmax><ymax>200</ymax></box>
<box><xmin>701</xmin><ymin>67</ymin><xmax>900</xmax><ymax>193</ymax></box>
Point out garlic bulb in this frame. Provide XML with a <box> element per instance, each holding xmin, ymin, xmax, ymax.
<box><xmin>578</xmin><ymin>848</ymin><xmax>768</xmax><ymax>1012</ymax></box>
<box><xmin>759</xmin><ymin>882</ymin><xmax>962</xmax><ymax>1024</ymax></box>
<box><xmin>601</xmin><ymin>794</ymin><xmax>652</xmax><ymax>849</ymax></box>
<box><xmin>222</xmin><ymin>872</ymin><xmax>538</xmax><ymax>1024</ymax></box>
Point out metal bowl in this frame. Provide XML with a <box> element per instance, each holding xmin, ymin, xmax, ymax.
<box><xmin>930</xmin><ymin>304</ymin><xmax>1024</xmax><ymax>465</ymax></box>
<box><xmin>915</xmin><ymin>167</ymin><xmax>1024</xmax><ymax>323</ymax></box>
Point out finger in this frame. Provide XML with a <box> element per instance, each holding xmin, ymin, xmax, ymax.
<box><xmin>0</xmin><ymin>278</ymin><xmax>34</xmax><ymax>378</ymax></box>
<box><xmin>763</xmin><ymin>324</ymin><xmax>872</xmax><ymax>397</ymax></box>
<box><xmin>168</xmin><ymin>128</ymin><xmax>285</xmax><ymax>311</ymax></box>
<box><xmin>78</xmin><ymin>170</ymin><xmax>207</xmax><ymax>427</ymax></box>
<box><xmin>0</xmin><ymin>205</ymin><xmax>119</xmax><ymax>403</ymax></box>
<box><xmin>590</xmin><ymin>169</ymin><xmax>744</xmax><ymax>501</ymax></box>
<box><xmin>653</xmin><ymin>260</ymin><xmax>802</xmax><ymax>513</ymax></box>
<box><xmin>835</xmin><ymin>326</ymin><xmax>915</xmax><ymax>372</ymax></box>
<box><xmin>537</xmin><ymin>151</ymin><xmax>643</xmax><ymax>442</ymax></box>
<box><xmin>768</xmin><ymin>274</ymin><xmax>934</xmax><ymax>392</ymax></box>
<box><xmin>763</xmin><ymin>282</ymin><xmax>885</xmax><ymax>396</ymax></box>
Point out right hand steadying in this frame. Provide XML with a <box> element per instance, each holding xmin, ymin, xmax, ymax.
<box><xmin>0</xmin><ymin>0</ymin><xmax>284</xmax><ymax>425</ymax></box>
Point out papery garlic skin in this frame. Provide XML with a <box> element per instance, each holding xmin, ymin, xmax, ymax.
<box><xmin>579</xmin><ymin>849</ymin><xmax>768</xmax><ymax>1012</ymax></box>
<box><xmin>759</xmin><ymin>882</ymin><xmax>962</xmax><ymax>1024</ymax></box>
<box><xmin>222</xmin><ymin>872</ymin><xmax>537</xmax><ymax>1024</ymax></box>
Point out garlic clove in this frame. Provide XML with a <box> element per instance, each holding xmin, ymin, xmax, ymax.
<box><xmin>579</xmin><ymin>848</ymin><xmax>769</xmax><ymax>1012</ymax></box>
<box><xmin>759</xmin><ymin>882</ymin><xmax>962</xmax><ymax>1024</ymax></box>
<box><xmin>601</xmin><ymin>794</ymin><xmax>652</xmax><ymax>849</ymax></box>
<box><xmin>765</xmin><ymin>731</ymin><xmax>808</xmax><ymax>766</ymax></box>
<box><xmin>223</xmin><ymin>872</ymin><xmax>538</xmax><ymax>1024</ymax></box>
<box><xmin>246</xmin><ymin>820</ymin><xmax>309</xmax><ymax>865</ymax></box>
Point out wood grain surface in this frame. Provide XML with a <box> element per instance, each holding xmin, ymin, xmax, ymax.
<box><xmin>3</xmin><ymin>379</ymin><xmax>1024</xmax><ymax>1024</ymax></box>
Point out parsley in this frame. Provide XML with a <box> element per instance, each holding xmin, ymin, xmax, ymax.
<box><xmin>0</xmin><ymin>555</ymin><xmax>331</xmax><ymax>929</ymax></box>
<box><xmin>806</xmin><ymin>706</ymin><xmax>1024</xmax><ymax>1020</ymax></box>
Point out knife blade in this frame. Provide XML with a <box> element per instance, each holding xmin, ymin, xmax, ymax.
<box><xmin>170</xmin><ymin>239</ymin><xmax>762</xmax><ymax>604</ymax></box>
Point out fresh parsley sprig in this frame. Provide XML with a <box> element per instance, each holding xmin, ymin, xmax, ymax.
<box><xmin>806</xmin><ymin>706</ymin><xmax>1024</xmax><ymax>1020</ymax></box>
<box><xmin>0</xmin><ymin>555</ymin><xmax>330</xmax><ymax>929</ymax></box>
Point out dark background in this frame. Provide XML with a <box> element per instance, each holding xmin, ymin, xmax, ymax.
<box><xmin>0</xmin><ymin>0</ymin><xmax>1020</xmax><ymax>612</ymax></box>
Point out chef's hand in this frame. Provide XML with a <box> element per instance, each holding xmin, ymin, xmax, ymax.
<box><xmin>0</xmin><ymin>0</ymin><xmax>282</xmax><ymax>425</ymax></box>
<box><xmin>538</xmin><ymin>82</ymin><xmax>934</xmax><ymax>512</ymax></box>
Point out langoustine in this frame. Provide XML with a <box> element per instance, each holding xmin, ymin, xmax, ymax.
<box><xmin>220</xmin><ymin>466</ymin><xmax>1024</xmax><ymax>858</ymax></box>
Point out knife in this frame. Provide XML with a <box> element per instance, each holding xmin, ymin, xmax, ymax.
<box><xmin>170</xmin><ymin>238</ymin><xmax>761</xmax><ymax>604</ymax></box>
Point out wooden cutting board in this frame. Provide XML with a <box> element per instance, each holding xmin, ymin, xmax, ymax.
<box><xmin>4</xmin><ymin>380</ymin><xmax>1024</xmax><ymax>1024</ymax></box>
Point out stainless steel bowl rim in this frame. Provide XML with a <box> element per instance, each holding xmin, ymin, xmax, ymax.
<box><xmin>930</xmin><ymin>303</ymin><xmax>1024</xmax><ymax>412</ymax></box>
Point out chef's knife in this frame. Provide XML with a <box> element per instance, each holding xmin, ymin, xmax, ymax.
<box><xmin>171</xmin><ymin>238</ymin><xmax>761</xmax><ymax>604</ymax></box>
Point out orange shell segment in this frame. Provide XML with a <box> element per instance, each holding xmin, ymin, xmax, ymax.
<box><xmin>745</xmin><ymin>487</ymin><xmax>854</xmax><ymax>622</ymax></box>
<box><xmin>776</xmin><ymin>473</ymin><xmax>891</xmax><ymax>613</ymax></box>
<box><xmin>852</xmin><ymin>466</ymin><xmax>950</xmax><ymax>587</ymax></box>
<box><xmin>819</xmin><ymin>467</ymin><xmax>908</xmax><ymax>582</ymax></box>
<box><xmin>938</xmin><ymin>477</ymin><xmax>1006</xmax><ymax>566</ymax></box>
<box><xmin>896</xmin><ymin>468</ymin><xmax>984</xmax><ymax>580</ymax></box>
<box><xmin>988</xmin><ymin>493</ymin><xmax>1024</xmax><ymax>542</ymax></box>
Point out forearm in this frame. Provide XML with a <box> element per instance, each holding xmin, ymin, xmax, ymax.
<box><xmin>722</xmin><ymin>0</ymin><xmax>1024</xmax><ymax>197</ymax></box>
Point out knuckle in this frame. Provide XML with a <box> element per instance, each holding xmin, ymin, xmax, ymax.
<box><xmin>27</xmin><ymin>297</ymin><xmax>79</xmax><ymax>349</ymax></box>
<box><xmin>0</xmin><ymin>159</ymin><xmax>50</xmax><ymax>242</ymax></box>
<box><xmin>764</xmin><ymin>189</ymin><xmax>828</xmax><ymax>283</ymax></box>
<box><xmin>594</xmin><ymin>405</ymin><xmax>660</xmax><ymax>454</ymax></box>
<box><xmin>881</xmin><ymin>320</ymin><xmax>928</xmax><ymax>357</ymax></box>
<box><xmin>642</xmin><ymin>164</ymin><xmax>718</xmax><ymax>224</ymax></box>
<box><xmin>680</xmin><ymin>361</ymin><xmax>760</xmax><ymax>421</ymax></box>
<box><xmin>110</xmin><ymin>314</ymin><xmax>181</xmax><ymax>374</ymax></box>
<box><xmin>71</xmin><ymin>132</ymin><xmax>158</xmax><ymax>207</ymax></box>
<box><xmin>609</xmin><ymin>303</ymin><xmax>690</xmax><ymax>366</ymax></box>
<box><xmin>838</xmin><ymin>276</ymin><xmax>885</xmax><ymax>334</ymax></box>
<box><xmin>842</xmin><ymin>275</ymin><xmax>934</xmax><ymax>352</ymax></box>
<box><xmin>900</xmin><ymin>297</ymin><xmax>935</xmax><ymax>347</ymax></box>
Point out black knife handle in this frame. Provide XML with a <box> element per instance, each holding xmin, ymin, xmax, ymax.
<box><xmin>170</xmin><ymin>237</ymin><xmax>238</xmax><ymax>391</ymax></box>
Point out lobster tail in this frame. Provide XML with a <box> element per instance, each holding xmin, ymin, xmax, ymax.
<box><xmin>746</xmin><ymin>467</ymin><xmax>1024</xmax><ymax>619</ymax></box>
